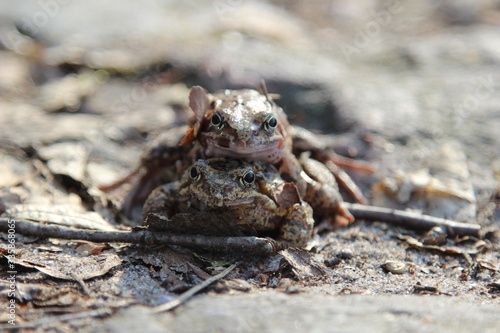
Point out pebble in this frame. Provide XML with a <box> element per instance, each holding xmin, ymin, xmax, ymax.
<box><xmin>382</xmin><ymin>261</ymin><xmax>407</xmax><ymax>274</ymax></box>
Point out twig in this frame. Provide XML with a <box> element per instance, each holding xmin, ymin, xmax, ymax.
<box><xmin>0</xmin><ymin>218</ymin><xmax>275</xmax><ymax>255</ymax></box>
<box><xmin>0</xmin><ymin>202</ymin><xmax>481</xmax><ymax>256</ymax></box>
<box><xmin>153</xmin><ymin>263</ymin><xmax>237</xmax><ymax>313</ymax></box>
<box><xmin>0</xmin><ymin>308</ymin><xmax>112</xmax><ymax>330</ymax></box>
<box><xmin>344</xmin><ymin>203</ymin><xmax>481</xmax><ymax>237</ymax></box>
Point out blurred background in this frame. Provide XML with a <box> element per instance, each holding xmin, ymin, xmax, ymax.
<box><xmin>0</xmin><ymin>0</ymin><xmax>499</xmax><ymax>220</ymax></box>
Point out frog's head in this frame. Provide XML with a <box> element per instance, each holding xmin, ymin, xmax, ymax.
<box><xmin>179</xmin><ymin>158</ymin><xmax>270</xmax><ymax>208</ymax></box>
<box><xmin>181</xmin><ymin>87</ymin><xmax>290</xmax><ymax>164</ymax></box>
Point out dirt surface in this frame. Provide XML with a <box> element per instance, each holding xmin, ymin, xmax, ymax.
<box><xmin>0</xmin><ymin>1</ymin><xmax>499</xmax><ymax>332</ymax></box>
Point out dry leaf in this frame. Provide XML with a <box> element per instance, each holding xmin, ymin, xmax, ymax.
<box><xmin>6</xmin><ymin>251</ymin><xmax>122</xmax><ymax>281</ymax></box>
<box><xmin>280</xmin><ymin>248</ymin><xmax>326</xmax><ymax>279</ymax></box>
<box><xmin>76</xmin><ymin>241</ymin><xmax>108</xmax><ymax>255</ymax></box>
<box><xmin>372</xmin><ymin>142</ymin><xmax>477</xmax><ymax>221</ymax></box>
<box><xmin>3</xmin><ymin>204</ymin><xmax>117</xmax><ymax>231</ymax></box>
<box><xmin>273</xmin><ymin>182</ymin><xmax>301</xmax><ymax>210</ymax></box>
<box><xmin>397</xmin><ymin>235</ymin><xmax>482</xmax><ymax>255</ymax></box>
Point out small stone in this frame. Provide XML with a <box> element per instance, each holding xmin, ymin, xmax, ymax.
<box><xmin>422</xmin><ymin>226</ymin><xmax>447</xmax><ymax>245</ymax></box>
<box><xmin>324</xmin><ymin>257</ymin><xmax>341</xmax><ymax>268</ymax></box>
<box><xmin>382</xmin><ymin>261</ymin><xmax>406</xmax><ymax>274</ymax></box>
<box><xmin>337</xmin><ymin>249</ymin><xmax>353</xmax><ymax>260</ymax></box>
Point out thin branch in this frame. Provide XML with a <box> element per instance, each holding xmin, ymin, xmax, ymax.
<box><xmin>153</xmin><ymin>263</ymin><xmax>238</xmax><ymax>313</ymax></box>
<box><xmin>344</xmin><ymin>203</ymin><xmax>482</xmax><ymax>237</ymax></box>
<box><xmin>0</xmin><ymin>202</ymin><xmax>482</xmax><ymax>258</ymax></box>
<box><xmin>0</xmin><ymin>308</ymin><xmax>112</xmax><ymax>330</ymax></box>
<box><xmin>0</xmin><ymin>218</ymin><xmax>275</xmax><ymax>255</ymax></box>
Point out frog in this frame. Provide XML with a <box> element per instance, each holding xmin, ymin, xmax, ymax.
<box><xmin>143</xmin><ymin>158</ymin><xmax>314</xmax><ymax>250</ymax></box>
<box><xmin>110</xmin><ymin>85</ymin><xmax>363</xmax><ymax>223</ymax></box>
<box><xmin>180</xmin><ymin>86</ymin><xmax>356</xmax><ymax>222</ymax></box>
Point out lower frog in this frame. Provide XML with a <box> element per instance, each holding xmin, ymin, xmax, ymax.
<box><xmin>143</xmin><ymin>158</ymin><xmax>314</xmax><ymax>250</ymax></box>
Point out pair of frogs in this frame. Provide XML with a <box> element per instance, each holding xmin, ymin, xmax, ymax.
<box><xmin>123</xmin><ymin>86</ymin><xmax>367</xmax><ymax>251</ymax></box>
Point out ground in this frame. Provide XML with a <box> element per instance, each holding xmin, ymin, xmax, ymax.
<box><xmin>0</xmin><ymin>1</ymin><xmax>499</xmax><ymax>332</ymax></box>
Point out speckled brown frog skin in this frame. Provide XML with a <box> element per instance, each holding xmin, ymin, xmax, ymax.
<box><xmin>143</xmin><ymin>158</ymin><xmax>314</xmax><ymax>249</ymax></box>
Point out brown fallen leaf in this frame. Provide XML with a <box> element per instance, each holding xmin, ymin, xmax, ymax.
<box><xmin>279</xmin><ymin>248</ymin><xmax>326</xmax><ymax>279</ymax></box>
<box><xmin>160</xmin><ymin>266</ymin><xmax>188</xmax><ymax>292</ymax></box>
<box><xmin>6</xmin><ymin>251</ymin><xmax>122</xmax><ymax>281</ymax></box>
<box><xmin>272</xmin><ymin>182</ymin><xmax>302</xmax><ymax>210</ymax></box>
<box><xmin>372</xmin><ymin>143</ymin><xmax>477</xmax><ymax>222</ymax></box>
<box><xmin>477</xmin><ymin>260</ymin><xmax>498</xmax><ymax>272</ymax></box>
<box><xmin>3</xmin><ymin>204</ymin><xmax>117</xmax><ymax>231</ymax></box>
<box><xmin>397</xmin><ymin>235</ymin><xmax>483</xmax><ymax>255</ymax></box>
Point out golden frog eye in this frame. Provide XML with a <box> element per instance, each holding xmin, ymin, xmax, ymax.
<box><xmin>190</xmin><ymin>166</ymin><xmax>201</xmax><ymax>181</ymax></box>
<box><xmin>263</xmin><ymin>115</ymin><xmax>277</xmax><ymax>133</ymax></box>
<box><xmin>240</xmin><ymin>170</ymin><xmax>255</xmax><ymax>187</ymax></box>
<box><xmin>211</xmin><ymin>111</ymin><xmax>224</xmax><ymax>130</ymax></box>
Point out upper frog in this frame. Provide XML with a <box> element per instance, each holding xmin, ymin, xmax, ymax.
<box><xmin>143</xmin><ymin>158</ymin><xmax>314</xmax><ymax>250</ymax></box>
<box><xmin>181</xmin><ymin>87</ymin><xmax>291</xmax><ymax>164</ymax></box>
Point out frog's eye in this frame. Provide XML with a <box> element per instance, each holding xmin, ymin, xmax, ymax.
<box><xmin>240</xmin><ymin>170</ymin><xmax>255</xmax><ymax>187</ymax></box>
<box><xmin>211</xmin><ymin>111</ymin><xmax>224</xmax><ymax>130</ymax></box>
<box><xmin>263</xmin><ymin>115</ymin><xmax>277</xmax><ymax>133</ymax></box>
<box><xmin>190</xmin><ymin>166</ymin><xmax>201</xmax><ymax>181</ymax></box>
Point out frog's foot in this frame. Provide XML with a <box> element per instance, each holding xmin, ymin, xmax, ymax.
<box><xmin>326</xmin><ymin>151</ymin><xmax>375</xmax><ymax>174</ymax></box>
<box><xmin>290</xmin><ymin>126</ymin><xmax>372</xmax><ymax>204</ymax></box>
<box><xmin>98</xmin><ymin>168</ymin><xmax>139</xmax><ymax>192</ymax></box>
<box><xmin>302</xmin><ymin>151</ymin><xmax>369</xmax><ymax>205</ymax></box>
<box><xmin>324</xmin><ymin>160</ymin><xmax>368</xmax><ymax>205</ymax></box>
<box><xmin>299</xmin><ymin>155</ymin><xmax>356</xmax><ymax>221</ymax></box>
<box><xmin>337</xmin><ymin>202</ymin><xmax>355</xmax><ymax>223</ymax></box>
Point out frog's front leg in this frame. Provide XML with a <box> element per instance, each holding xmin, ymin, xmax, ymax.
<box><xmin>277</xmin><ymin>202</ymin><xmax>314</xmax><ymax>249</ymax></box>
<box><xmin>264</xmin><ymin>181</ymin><xmax>314</xmax><ymax>249</ymax></box>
